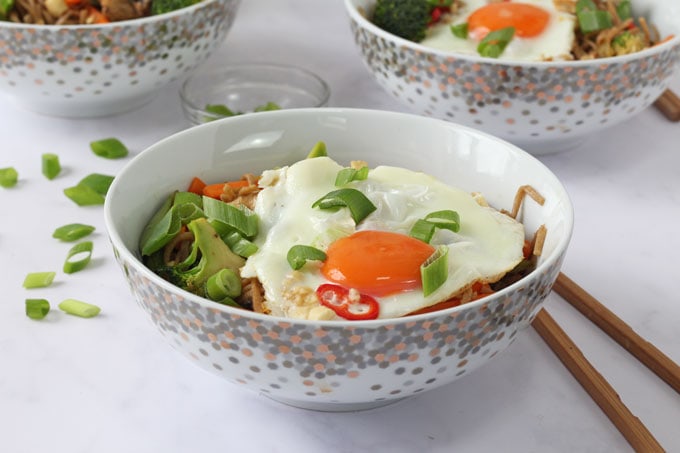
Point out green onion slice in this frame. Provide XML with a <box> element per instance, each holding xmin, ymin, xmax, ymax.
<box><xmin>287</xmin><ymin>245</ymin><xmax>327</xmax><ymax>270</ymax></box>
<box><xmin>90</xmin><ymin>138</ymin><xmax>129</xmax><ymax>159</ymax></box>
<box><xmin>202</xmin><ymin>196</ymin><xmax>259</xmax><ymax>239</ymax></box>
<box><xmin>253</xmin><ymin>102</ymin><xmax>281</xmax><ymax>112</ymax></box>
<box><xmin>477</xmin><ymin>26</ymin><xmax>515</xmax><ymax>58</ymax></box>
<box><xmin>58</xmin><ymin>299</ymin><xmax>101</xmax><ymax>318</ymax></box>
<box><xmin>421</xmin><ymin>246</ymin><xmax>449</xmax><ymax>296</ymax></box>
<box><xmin>425</xmin><ymin>210</ymin><xmax>461</xmax><ymax>232</ymax></box>
<box><xmin>64</xmin><ymin>173</ymin><xmax>115</xmax><ymax>206</ymax></box>
<box><xmin>205</xmin><ymin>104</ymin><xmax>237</xmax><ymax>117</ymax></box>
<box><xmin>427</xmin><ymin>0</ymin><xmax>453</xmax><ymax>6</ymax></box>
<box><xmin>577</xmin><ymin>10</ymin><xmax>613</xmax><ymax>33</ymax></box>
<box><xmin>26</xmin><ymin>299</ymin><xmax>50</xmax><ymax>320</ymax></box>
<box><xmin>616</xmin><ymin>0</ymin><xmax>632</xmax><ymax>20</ymax></box>
<box><xmin>450</xmin><ymin>23</ymin><xmax>468</xmax><ymax>39</ymax></box>
<box><xmin>312</xmin><ymin>188</ymin><xmax>377</xmax><ymax>224</ymax></box>
<box><xmin>206</xmin><ymin>268</ymin><xmax>242</xmax><ymax>301</ymax></box>
<box><xmin>139</xmin><ymin>205</ymin><xmax>181</xmax><ymax>256</ymax></box>
<box><xmin>306</xmin><ymin>141</ymin><xmax>328</xmax><ymax>158</ymax></box>
<box><xmin>23</xmin><ymin>272</ymin><xmax>56</xmax><ymax>289</ymax></box>
<box><xmin>0</xmin><ymin>167</ymin><xmax>18</xmax><ymax>188</ymax></box>
<box><xmin>409</xmin><ymin>218</ymin><xmax>437</xmax><ymax>243</ymax></box>
<box><xmin>79</xmin><ymin>173</ymin><xmax>114</xmax><ymax>195</ymax></box>
<box><xmin>63</xmin><ymin>241</ymin><xmax>93</xmax><ymax>274</ymax></box>
<box><xmin>42</xmin><ymin>153</ymin><xmax>61</xmax><ymax>180</ymax></box>
<box><xmin>335</xmin><ymin>166</ymin><xmax>369</xmax><ymax>187</ymax></box>
<box><xmin>53</xmin><ymin>223</ymin><xmax>96</xmax><ymax>242</ymax></box>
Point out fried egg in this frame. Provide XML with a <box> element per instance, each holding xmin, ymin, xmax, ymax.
<box><xmin>421</xmin><ymin>0</ymin><xmax>575</xmax><ymax>61</ymax></box>
<box><xmin>240</xmin><ymin>156</ymin><xmax>525</xmax><ymax>320</ymax></box>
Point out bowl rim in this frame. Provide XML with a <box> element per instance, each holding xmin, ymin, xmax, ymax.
<box><xmin>179</xmin><ymin>61</ymin><xmax>331</xmax><ymax>117</ymax></box>
<box><xmin>343</xmin><ymin>0</ymin><xmax>680</xmax><ymax>68</ymax></box>
<box><xmin>104</xmin><ymin>107</ymin><xmax>574</xmax><ymax>327</ymax></box>
<box><xmin>0</xmin><ymin>0</ymin><xmax>238</xmax><ymax>30</ymax></box>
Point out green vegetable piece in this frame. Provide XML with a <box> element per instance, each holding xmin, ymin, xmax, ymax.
<box><xmin>425</xmin><ymin>210</ymin><xmax>460</xmax><ymax>232</ymax></box>
<box><xmin>409</xmin><ymin>218</ymin><xmax>437</xmax><ymax>243</ymax></box>
<box><xmin>53</xmin><ymin>223</ymin><xmax>96</xmax><ymax>242</ymax></box>
<box><xmin>64</xmin><ymin>173</ymin><xmax>115</xmax><ymax>206</ymax></box>
<box><xmin>23</xmin><ymin>272</ymin><xmax>56</xmax><ymax>289</ymax></box>
<box><xmin>335</xmin><ymin>166</ymin><xmax>369</xmax><ymax>187</ymax></box>
<box><xmin>206</xmin><ymin>268</ymin><xmax>242</xmax><ymax>301</ymax></box>
<box><xmin>616</xmin><ymin>0</ymin><xmax>632</xmax><ymax>20</ymax></box>
<box><xmin>140</xmin><ymin>205</ymin><xmax>181</xmax><ymax>256</ymax></box>
<box><xmin>287</xmin><ymin>245</ymin><xmax>327</xmax><ymax>270</ymax></box>
<box><xmin>42</xmin><ymin>153</ymin><xmax>61</xmax><ymax>180</ymax></box>
<box><xmin>0</xmin><ymin>167</ymin><xmax>18</xmax><ymax>188</ymax></box>
<box><xmin>0</xmin><ymin>0</ymin><xmax>14</xmax><ymax>19</ymax></box>
<box><xmin>372</xmin><ymin>0</ymin><xmax>432</xmax><ymax>42</ymax></box>
<box><xmin>421</xmin><ymin>246</ymin><xmax>449</xmax><ymax>296</ymax></box>
<box><xmin>90</xmin><ymin>138</ymin><xmax>129</xmax><ymax>159</ymax></box>
<box><xmin>306</xmin><ymin>141</ymin><xmax>328</xmax><ymax>158</ymax></box>
<box><xmin>478</xmin><ymin>27</ymin><xmax>515</xmax><ymax>58</ymax></box>
<box><xmin>253</xmin><ymin>102</ymin><xmax>281</xmax><ymax>112</ymax></box>
<box><xmin>63</xmin><ymin>241</ymin><xmax>93</xmax><ymax>274</ymax></box>
<box><xmin>577</xmin><ymin>10</ymin><xmax>613</xmax><ymax>33</ymax></box>
<box><xmin>312</xmin><ymin>188</ymin><xmax>377</xmax><ymax>224</ymax></box>
<box><xmin>26</xmin><ymin>299</ymin><xmax>50</xmax><ymax>320</ymax></box>
<box><xmin>450</xmin><ymin>23</ymin><xmax>468</xmax><ymax>39</ymax></box>
<box><xmin>205</xmin><ymin>104</ymin><xmax>236</xmax><ymax>117</ymax></box>
<box><xmin>58</xmin><ymin>299</ymin><xmax>101</xmax><ymax>318</ymax></box>
<box><xmin>202</xmin><ymin>196</ymin><xmax>259</xmax><ymax>239</ymax></box>
<box><xmin>151</xmin><ymin>0</ymin><xmax>200</xmax><ymax>16</ymax></box>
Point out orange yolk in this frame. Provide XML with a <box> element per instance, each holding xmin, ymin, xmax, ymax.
<box><xmin>468</xmin><ymin>2</ymin><xmax>551</xmax><ymax>38</ymax></box>
<box><xmin>321</xmin><ymin>230</ymin><xmax>436</xmax><ymax>297</ymax></box>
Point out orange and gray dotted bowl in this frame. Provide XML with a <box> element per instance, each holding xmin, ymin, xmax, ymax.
<box><xmin>104</xmin><ymin>108</ymin><xmax>574</xmax><ymax>411</ymax></box>
<box><xmin>0</xmin><ymin>0</ymin><xmax>240</xmax><ymax>117</ymax></box>
<box><xmin>344</xmin><ymin>0</ymin><xmax>680</xmax><ymax>154</ymax></box>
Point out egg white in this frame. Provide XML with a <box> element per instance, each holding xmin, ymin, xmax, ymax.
<box><xmin>240</xmin><ymin>157</ymin><xmax>526</xmax><ymax>320</ymax></box>
<box><xmin>420</xmin><ymin>0</ymin><xmax>575</xmax><ymax>62</ymax></box>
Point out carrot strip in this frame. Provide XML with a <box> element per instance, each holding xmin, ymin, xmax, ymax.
<box><xmin>86</xmin><ymin>6</ymin><xmax>110</xmax><ymax>24</ymax></box>
<box><xmin>187</xmin><ymin>177</ymin><xmax>206</xmax><ymax>195</ymax></box>
<box><xmin>202</xmin><ymin>180</ymin><xmax>250</xmax><ymax>199</ymax></box>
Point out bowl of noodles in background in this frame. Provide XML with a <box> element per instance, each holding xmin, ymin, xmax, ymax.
<box><xmin>0</xmin><ymin>0</ymin><xmax>241</xmax><ymax>117</ymax></box>
<box><xmin>344</xmin><ymin>0</ymin><xmax>680</xmax><ymax>154</ymax></box>
<box><xmin>104</xmin><ymin>108</ymin><xmax>573</xmax><ymax>411</ymax></box>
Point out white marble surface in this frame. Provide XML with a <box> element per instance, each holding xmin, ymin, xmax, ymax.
<box><xmin>1</xmin><ymin>1</ymin><xmax>679</xmax><ymax>452</ymax></box>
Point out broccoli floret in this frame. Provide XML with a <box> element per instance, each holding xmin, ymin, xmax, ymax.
<box><xmin>147</xmin><ymin>217</ymin><xmax>245</xmax><ymax>297</ymax></box>
<box><xmin>372</xmin><ymin>0</ymin><xmax>432</xmax><ymax>42</ymax></box>
<box><xmin>151</xmin><ymin>0</ymin><xmax>200</xmax><ymax>16</ymax></box>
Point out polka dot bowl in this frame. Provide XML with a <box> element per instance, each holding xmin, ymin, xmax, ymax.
<box><xmin>344</xmin><ymin>0</ymin><xmax>680</xmax><ymax>154</ymax></box>
<box><xmin>0</xmin><ymin>0</ymin><xmax>241</xmax><ymax>118</ymax></box>
<box><xmin>104</xmin><ymin>108</ymin><xmax>574</xmax><ymax>411</ymax></box>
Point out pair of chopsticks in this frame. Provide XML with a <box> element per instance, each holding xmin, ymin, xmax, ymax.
<box><xmin>654</xmin><ymin>89</ymin><xmax>680</xmax><ymax>122</ymax></box>
<box><xmin>532</xmin><ymin>273</ymin><xmax>680</xmax><ymax>452</ymax></box>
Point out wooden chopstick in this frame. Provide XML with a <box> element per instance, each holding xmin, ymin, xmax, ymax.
<box><xmin>553</xmin><ymin>272</ymin><xmax>680</xmax><ymax>394</ymax></box>
<box><xmin>532</xmin><ymin>309</ymin><xmax>665</xmax><ymax>452</ymax></box>
<box><xmin>653</xmin><ymin>89</ymin><xmax>680</xmax><ymax>122</ymax></box>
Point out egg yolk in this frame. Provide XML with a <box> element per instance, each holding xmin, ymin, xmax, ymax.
<box><xmin>321</xmin><ymin>230</ymin><xmax>435</xmax><ymax>297</ymax></box>
<box><xmin>468</xmin><ymin>2</ymin><xmax>550</xmax><ymax>38</ymax></box>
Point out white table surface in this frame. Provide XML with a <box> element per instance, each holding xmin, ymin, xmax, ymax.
<box><xmin>2</xmin><ymin>1</ymin><xmax>679</xmax><ymax>452</ymax></box>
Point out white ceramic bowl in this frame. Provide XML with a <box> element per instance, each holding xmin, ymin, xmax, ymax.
<box><xmin>0</xmin><ymin>0</ymin><xmax>241</xmax><ymax>118</ymax></box>
<box><xmin>105</xmin><ymin>108</ymin><xmax>573</xmax><ymax>411</ymax></box>
<box><xmin>344</xmin><ymin>0</ymin><xmax>680</xmax><ymax>154</ymax></box>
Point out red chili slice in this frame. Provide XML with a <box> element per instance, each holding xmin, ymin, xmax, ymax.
<box><xmin>316</xmin><ymin>284</ymin><xmax>379</xmax><ymax>321</ymax></box>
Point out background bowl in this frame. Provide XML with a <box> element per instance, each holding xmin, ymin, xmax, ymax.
<box><xmin>180</xmin><ymin>62</ymin><xmax>330</xmax><ymax>125</ymax></box>
<box><xmin>104</xmin><ymin>108</ymin><xmax>573</xmax><ymax>411</ymax></box>
<box><xmin>0</xmin><ymin>0</ymin><xmax>241</xmax><ymax>118</ymax></box>
<box><xmin>344</xmin><ymin>0</ymin><xmax>680</xmax><ymax>154</ymax></box>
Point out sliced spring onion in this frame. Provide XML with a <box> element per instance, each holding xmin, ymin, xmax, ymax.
<box><xmin>312</xmin><ymin>188</ymin><xmax>377</xmax><ymax>224</ymax></box>
<box><xmin>222</xmin><ymin>230</ymin><xmax>259</xmax><ymax>257</ymax></box>
<box><xmin>409</xmin><ymin>218</ymin><xmax>437</xmax><ymax>243</ymax></box>
<box><xmin>63</xmin><ymin>241</ymin><xmax>93</xmax><ymax>274</ymax></box>
<box><xmin>206</xmin><ymin>268</ymin><xmax>242</xmax><ymax>301</ymax></box>
<box><xmin>477</xmin><ymin>27</ymin><xmax>515</xmax><ymax>58</ymax></box>
<box><xmin>253</xmin><ymin>101</ymin><xmax>281</xmax><ymax>112</ymax></box>
<box><xmin>575</xmin><ymin>0</ymin><xmax>597</xmax><ymax>12</ymax></box>
<box><xmin>425</xmin><ymin>210</ymin><xmax>461</xmax><ymax>232</ymax></box>
<box><xmin>427</xmin><ymin>0</ymin><xmax>453</xmax><ymax>5</ymax></box>
<box><xmin>139</xmin><ymin>205</ymin><xmax>181</xmax><ymax>256</ymax></box>
<box><xmin>58</xmin><ymin>299</ymin><xmax>101</xmax><ymax>318</ymax></box>
<box><xmin>52</xmin><ymin>223</ymin><xmax>96</xmax><ymax>242</ymax></box>
<box><xmin>173</xmin><ymin>191</ymin><xmax>203</xmax><ymax>209</ymax></box>
<box><xmin>0</xmin><ymin>167</ymin><xmax>18</xmax><ymax>188</ymax></box>
<box><xmin>202</xmin><ymin>196</ymin><xmax>259</xmax><ymax>238</ymax></box>
<box><xmin>287</xmin><ymin>245</ymin><xmax>327</xmax><ymax>270</ymax></box>
<box><xmin>616</xmin><ymin>0</ymin><xmax>632</xmax><ymax>20</ymax></box>
<box><xmin>421</xmin><ymin>246</ymin><xmax>449</xmax><ymax>296</ymax></box>
<box><xmin>139</xmin><ymin>192</ymin><xmax>175</xmax><ymax>253</ymax></box>
<box><xmin>26</xmin><ymin>299</ymin><xmax>50</xmax><ymax>320</ymax></box>
<box><xmin>577</xmin><ymin>10</ymin><xmax>613</xmax><ymax>33</ymax></box>
<box><xmin>41</xmin><ymin>153</ymin><xmax>61</xmax><ymax>180</ymax></box>
<box><xmin>450</xmin><ymin>23</ymin><xmax>468</xmax><ymax>39</ymax></box>
<box><xmin>335</xmin><ymin>166</ymin><xmax>369</xmax><ymax>187</ymax></box>
<box><xmin>64</xmin><ymin>173</ymin><xmax>115</xmax><ymax>206</ymax></box>
<box><xmin>23</xmin><ymin>272</ymin><xmax>56</xmax><ymax>289</ymax></box>
<box><xmin>306</xmin><ymin>141</ymin><xmax>328</xmax><ymax>158</ymax></box>
<box><xmin>205</xmin><ymin>104</ymin><xmax>236</xmax><ymax>117</ymax></box>
<box><xmin>90</xmin><ymin>138</ymin><xmax>129</xmax><ymax>159</ymax></box>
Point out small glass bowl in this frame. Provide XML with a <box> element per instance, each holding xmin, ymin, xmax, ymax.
<box><xmin>180</xmin><ymin>62</ymin><xmax>331</xmax><ymax>125</ymax></box>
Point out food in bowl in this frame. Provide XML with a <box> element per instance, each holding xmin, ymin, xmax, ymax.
<box><xmin>370</xmin><ymin>0</ymin><xmax>672</xmax><ymax>62</ymax></box>
<box><xmin>139</xmin><ymin>144</ymin><xmax>548</xmax><ymax>321</ymax></box>
<box><xmin>1</xmin><ymin>0</ymin><xmax>200</xmax><ymax>24</ymax></box>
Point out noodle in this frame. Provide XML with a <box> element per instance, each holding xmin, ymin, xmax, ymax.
<box><xmin>6</xmin><ymin>0</ymin><xmax>153</xmax><ymax>25</ymax></box>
